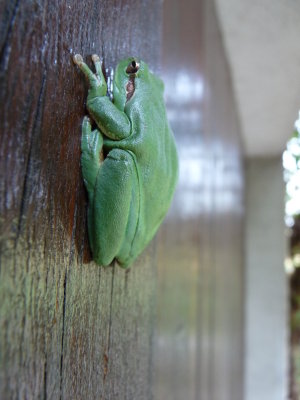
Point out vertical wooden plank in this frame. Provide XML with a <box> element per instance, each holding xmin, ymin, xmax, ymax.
<box><xmin>0</xmin><ymin>0</ymin><xmax>162</xmax><ymax>399</ymax></box>
<box><xmin>154</xmin><ymin>0</ymin><xmax>244</xmax><ymax>399</ymax></box>
<box><xmin>153</xmin><ymin>1</ymin><xmax>205</xmax><ymax>398</ymax></box>
<box><xmin>202</xmin><ymin>2</ymin><xmax>244</xmax><ymax>399</ymax></box>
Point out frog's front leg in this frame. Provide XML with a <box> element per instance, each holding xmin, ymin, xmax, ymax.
<box><xmin>73</xmin><ymin>54</ymin><xmax>131</xmax><ymax>140</ymax></box>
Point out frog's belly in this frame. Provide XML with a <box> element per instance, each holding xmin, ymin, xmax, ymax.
<box><xmin>114</xmin><ymin>148</ymin><xmax>177</xmax><ymax>267</ymax></box>
<box><xmin>116</xmin><ymin>167</ymin><xmax>170</xmax><ymax>267</ymax></box>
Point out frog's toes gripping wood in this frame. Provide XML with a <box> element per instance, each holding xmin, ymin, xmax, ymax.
<box><xmin>73</xmin><ymin>53</ymin><xmax>106</xmax><ymax>95</ymax></box>
<box><xmin>81</xmin><ymin>116</ymin><xmax>103</xmax><ymax>198</ymax></box>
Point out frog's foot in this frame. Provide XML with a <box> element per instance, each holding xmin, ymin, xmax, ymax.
<box><xmin>73</xmin><ymin>53</ymin><xmax>107</xmax><ymax>96</ymax></box>
<box><xmin>81</xmin><ymin>116</ymin><xmax>103</xmax><ymax>156</ymax></box>
<box><xmin>81</xmin><ymin>116</ymin><xmax>104</xmax><ymax>195</ymax></box>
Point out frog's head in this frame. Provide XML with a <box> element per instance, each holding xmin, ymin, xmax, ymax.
<box><xmin>113</xmin><ymin>57</ymin><xmax>150</xmax><ymax>109</ymax></box>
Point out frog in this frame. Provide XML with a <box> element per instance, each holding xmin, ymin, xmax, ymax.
<box><xmin>73</xmin><ymin>53</ymin><xmax>178</xmax><ymax>268</ymax></box>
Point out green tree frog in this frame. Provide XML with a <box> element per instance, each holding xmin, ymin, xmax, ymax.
<box><xmin>73</xmin><ymin>54</ymin><xmax>178</xmax><ymax>268</ymax></box>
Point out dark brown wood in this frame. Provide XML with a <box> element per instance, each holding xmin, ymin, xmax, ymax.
<box><xmin>0</xmin><ymin>1</ymin><xmax>161</xmax><ymax>399</ymax></box>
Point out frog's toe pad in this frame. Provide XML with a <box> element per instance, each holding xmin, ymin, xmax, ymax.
<box><xmin>92</xmin><ymin>54</ymin><xmax>100</xmax><ymax>63</ymax></box>
<box><xmin>73</xmin><ymin>54</ymin><xmax>84</xmax><ymax>66</ymax></box>
<box><xmin>82</xmin><ymin>116</ymin><xmax>91</xmax><ymax>129</ymax></box>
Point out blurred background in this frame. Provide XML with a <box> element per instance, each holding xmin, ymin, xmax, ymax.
<box><xmin>155</xmin><ymin>1</ymin><xmax>300</xmax><ymax>399</ymax></box>
<box><xmin>1</xmin><ymin>0</ymin><xmax>300</xmax><ymax>399</ymax></box>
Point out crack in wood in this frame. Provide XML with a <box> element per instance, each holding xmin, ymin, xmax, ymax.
<box><xmin>43</xmin><ymin>353</ymin><xmax>48</xmax><ymax>400</ymax></box>
<box><xmin>0</xmin><ymin>0</ymin><xmax>20</xmax><ymax>67</ymax></box>
<box><xmin>15</xmin><ymin>72</ymin><xmax>47</xmax><ymax>243</ymax></box>
<box><xmin>59</xmin><ymin>271</ymin><xmax>67</xmax><ymax>400</ymax></box>
<box><xmin>59</xmin><ymin>200</ymin><xmax>78</xmax><ymax>399</ymax></box>
<box><xmin>103</xmin><ymin>264</ymin><xmax>115</xmax><ymax>389</ymax></box>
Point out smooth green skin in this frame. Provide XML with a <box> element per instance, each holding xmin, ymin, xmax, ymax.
<box><xmin>74</xmin><ymin>54</ymin><xmax>178</xmax><ymax>268</ymax></box>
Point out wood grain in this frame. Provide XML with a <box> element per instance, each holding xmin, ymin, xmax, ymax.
<box><xmin>0</xmin><ymin>1</ymin><xmax>161</xmax><ymax>398</ymax></box>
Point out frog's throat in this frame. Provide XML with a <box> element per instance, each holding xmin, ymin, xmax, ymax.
<box><xmin>126</xmin><ymin>74</ymin><xmax>135</xmax><ymax>102</ymax></box>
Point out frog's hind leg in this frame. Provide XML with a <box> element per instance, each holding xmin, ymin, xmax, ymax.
<box><xmin>90</xmin><ymin>149</ymin><xmax>138</xmax><ymax>268</ymax></box>
<box><xmin>81</xmin><ymin>116</ymin><xmax>103</xmax><ymax>201</ymax></box>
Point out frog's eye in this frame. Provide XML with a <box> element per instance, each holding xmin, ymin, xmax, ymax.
<box><xmin>126</xmin><ymin>60</ymin><xmax>140</xmax><ymax>74</ymax></box>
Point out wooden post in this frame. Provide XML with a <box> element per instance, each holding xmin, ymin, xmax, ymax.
<box><xmin>0</xmin><ymin>1</ymin><xmax>162</xmax><ymax>398</ymax></box>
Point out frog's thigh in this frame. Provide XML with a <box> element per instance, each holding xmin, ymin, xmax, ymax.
<box><xmin>91</xmin><ymin>149</ymin><xmax>137</xmax><ymax>266</ymax></box>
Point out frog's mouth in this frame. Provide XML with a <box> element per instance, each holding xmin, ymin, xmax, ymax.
<box><xmin>107</xmin><ymin>60</ymin><xmax>139</xmax><ymax>103</ymax></box>
<box><xmin>125</xmin><ymin>60</ymin><xmax>140</xmax><ymax>102</ymax></box>
<box><xmin>126</xmin><ymin>75</ymin><xmax>135</xmax><ymax>102</ymax></box>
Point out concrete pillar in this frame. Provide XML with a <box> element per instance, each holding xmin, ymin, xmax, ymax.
<box><xmin>244</xmin><ymin>157</ymin><xmax>289</xmax><ymax>400</ymax></box>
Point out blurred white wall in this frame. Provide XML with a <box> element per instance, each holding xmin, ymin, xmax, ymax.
<box><xmin>215</xmin><ymin>0</ymin><xmax>300</xmax><ymax>157</ymax></box>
